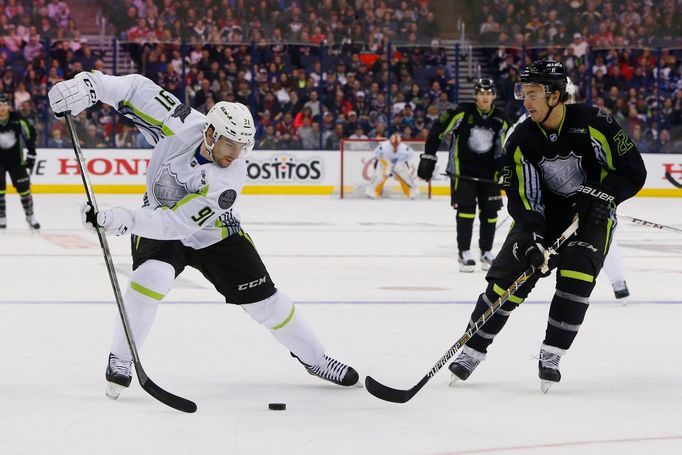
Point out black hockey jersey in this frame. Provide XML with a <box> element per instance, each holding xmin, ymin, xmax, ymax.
<box><xmin>0</xmin><ymin>112</ymin><xmax>36</xmax><ymax>167</ymax></box>
<box><xmin>502</xmin><ymin>103</ymin><xmax>647</xmax><ymax>231</ymax></box>
<box><xmin>425</xmin><ymin>102</ymin><xmax>509</xmax><ymax>179</ymax></box>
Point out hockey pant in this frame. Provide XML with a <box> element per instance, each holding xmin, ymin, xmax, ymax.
<box><xmin>366</xmin><ymin>159</ymin><xmax>418</xmax><ymax>198</ymax></box>
<box><xmin>451</xmin><ymin>178</ymin><xmax>502</xmax><ymax>252</ymax></box>
<box><xmin>110</xmin><ymin>259</ymin><xmax>325</xmax><ymax>367</ymax></box>
<box><xmin>0</xmin><ymin>163</ymin><xmax>34</xmax><ymax>218</ymax></box>
<box><xmin>459</xmin><ymin>216</ymin><xmax>613</xmax><ymax>355</ymax></box>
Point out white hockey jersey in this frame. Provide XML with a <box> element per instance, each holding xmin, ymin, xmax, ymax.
<box><xmin>372</xmin><ymin>140</ymin><xmax>414</xmax><ymax>165</ymax></box>
<box><xmin>89</xmin><ymin>71</ymin><xmax>244</xmax><ymax>249</ymax></box>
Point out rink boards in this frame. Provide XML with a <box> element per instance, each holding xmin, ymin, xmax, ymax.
<box><xmin>6</xmin><ymin>148</ymin><xmax>682</xmax><ymax>197</ymax></box>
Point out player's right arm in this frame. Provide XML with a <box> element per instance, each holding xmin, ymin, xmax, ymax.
<box><xmin>48</xmin><ymin>71</ymin><xmax>196</xmax><ymax>147</ymax></box>
<box><xmin>424</xmin><ymin>107</ymin><xmax>464</xmax><ymax>155</ymax></box>
<box><xmin>418</xmin><ymin>107</ymin><xmax>464</xmax><ymax>180</ymax></box>
<box><xmin>502</xmin><ymin>128</ymin><xmax>545</xmax><ymax>232</ymax></box>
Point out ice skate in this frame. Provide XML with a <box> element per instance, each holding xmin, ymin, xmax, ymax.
<box><xmin>25</xmin><ymin>214</ymin><xmax>40</xmax><ymax>230</ymax></box>
<box><xmin>538</xmin><ymin>345</ymin><xmax>563</xmax><ymax>393</ymax></box>
<box><xmin>480</xmin><ymin>251</ymin><xmax>495</xmax><ymax>271</ymax></box>
<box><xmin>448</xmin><ymin>346</ymin><xmax>485</xmax><ymax>385</ymax></box>
<box><xmin>105</xmin><ymin>353</ymin><xmax>133</xmax><ymax>400</ymax></box>
<box><xmin>612</xmin><ymin>281</ymin><xmax>629</xmax><ymax>299</ymax></box>
<box><xmin>458</xmin><ymin>250</ymin><xmax>476</xmax><ymax>272</ymax></box>
<box><xmin>0</xmin><ymin>215</ymin><xmax>6</xmax><ymax>231</ymax></box>
<box><xmin>365</xmin><ymin>186</ymin><xmax>378</xmax><ymax>199</ymax></box>
<box><xmin>293</xmin><ymin>353</ymin><xmax>360</xmax><ymax>387</ymax></box>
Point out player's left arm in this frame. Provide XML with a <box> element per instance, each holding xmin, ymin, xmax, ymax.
<box><xmin>17</xmin><ymin>115</ymin><xmax>37</xmax><ymax>167</ymax></box>
<box><xmin>588</xmin><ymin>108</ymin><xmax>647</xmax><ymax>203</ymax></box>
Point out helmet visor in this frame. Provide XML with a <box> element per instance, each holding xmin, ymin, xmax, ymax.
<box><xmin>514</xmin><ymin>82</ymin><xmax>550</xmax><ymax>101</ymax></box>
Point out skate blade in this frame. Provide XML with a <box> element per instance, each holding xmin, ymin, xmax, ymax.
<box><xmin>105</xmin><ymin>382</ymin><xmax>127</xmax><ymax>400</ymax></box>
<box><xmin>540</xmin><ymin>379</ymin><xmax>556</xmax><ymax>394</ymax></box>
<box><xmin>481</xmin><ymin>263</ymin><xmax>491</xmax><ymax>271</ymax></box>
<box><xmin>459</xmin><ymin>265</ymin><xmax>476</xmax><ymax>273</ymax></box>
<box><xmin>449</xmin><ymin>373</ymin><xmax>461</xmax><ymax>387</ymax></box>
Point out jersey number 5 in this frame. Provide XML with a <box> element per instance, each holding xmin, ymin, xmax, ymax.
<box><xmin>191</xmin><ymin>206</ymin><xmax>215</xmax><ymax>226</ymax></box>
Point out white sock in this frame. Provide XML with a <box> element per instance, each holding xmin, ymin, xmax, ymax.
<box><xmin>243</xmin><ymin>291</ymin><xmax>325</xmax><ymax>366</ymax></box>
<box><xmin>603</xmin><ymin>240</ymin><xmax>626</xmax><ymax>286</ymax></box>
<box><xmin>111</xmin><ymin>260</ymin><xmax>175</xmax><ymax>362</ymax></box>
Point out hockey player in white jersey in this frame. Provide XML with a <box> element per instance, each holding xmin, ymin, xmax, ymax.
<box><xmin>48</xmin><ymin>71</ymin><xmax>359</xmax><ymax>399</ymax></box>
<box><xmin>503</xmin><ymin>78</ymin><xmax>629</xmax><ymax>299</ymax></box>
<box><xmin>365</xmin><ymin>134</ymin><xmax>418</xmax><ymax>199</ymax></box>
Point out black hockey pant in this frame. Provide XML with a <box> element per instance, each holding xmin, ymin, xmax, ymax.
<box><xmin>451</xmin><ymin>178</ymin><xmax>502</xmax><ymax>253</ymax></box>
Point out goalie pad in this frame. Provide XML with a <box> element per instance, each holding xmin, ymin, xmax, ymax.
<box><xmin>365</xmin><ymin>158</ymin><xmax>390</xmax><ymax>198</ymax></box>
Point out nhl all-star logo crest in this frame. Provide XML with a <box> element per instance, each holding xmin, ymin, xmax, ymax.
<box><xmin>549</xmin><ymin>133</ymin><xmax>558</xmax><ymax>142</ymax></box>
<box><xmin>468</xmin><ymin>126</ymin><xmax>495</xmax><ymax>154</ymax></box>
<box><xmin>153</xmin><ymin>164</ymin><xmax>189</xmax><ymax>207</ymax></box>
<box><xmin>218</xmin><ymin>189</ymin><xmax>237</xmax><ymax>209</ymax></box>
<box><xmin>538</xmin><ymin>152</ymin><xmax>585</xmax><ymax>197</ymax></box>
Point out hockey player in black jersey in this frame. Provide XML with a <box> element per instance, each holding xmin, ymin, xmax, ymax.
<box><xmin>419</xmin><ymin>78</ymin><xmax>509</xmax><ymax>272</ymax></box>
<box><xmin>0</xmin><ymin>93</ymin><xmax>40</xmax><ymax>230</ymax></box>
<box><xmin>447</xmin><ymin>60</ymin><xmax>646</xmax><ymax>392</ymax></box>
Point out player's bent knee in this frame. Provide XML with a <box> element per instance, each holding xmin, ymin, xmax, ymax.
<box><xmin>556</xmin><ymin>247</ymin><xmax>599</xmax><ymax>296</ymax></box>
<box><xmin>128</xmin><ymin>259</ymin><xmax>175</xmax><ymax>304</ymax></box>
<box><xmin>242</xmin><ymin>290</ymin><xmax>295</xmax><ymax>330</ymax></box>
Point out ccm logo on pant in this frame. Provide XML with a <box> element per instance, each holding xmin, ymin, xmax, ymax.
<box><xmin>238</xmin><ymin>276</ymin><xmax>267</xmax><ymax>291</ymax></box>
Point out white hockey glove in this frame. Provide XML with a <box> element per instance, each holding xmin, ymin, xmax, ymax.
<box><xmin>81</xmin><ymin>202</ymin><xmax>133</xmax><ymax>236</ymax></box>
<box><xmin>49</xmin><ymin>71</ymin><xmax>99</xmax><ymax>116</ymax></box>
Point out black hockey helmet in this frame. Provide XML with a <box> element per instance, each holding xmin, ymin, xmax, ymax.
<box><xmin>515</xmin><ymin>60</ymin><xmax>569</xmax><ymax>102</ymax></box>
<box><xmin>474</xmin><ymin>78</ymin><xmax>496</xmax><ymax>96</ymax></box>
<box><xmin>0</xmin><ymin>92</ymin><xmax>9</xmax><ymax>105</ymax></box>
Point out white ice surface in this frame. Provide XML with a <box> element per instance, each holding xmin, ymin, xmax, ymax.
<box><xmin>1</xmin><ymin>194</ymin><xmax>681</xmax><ymax>455</ymax></box>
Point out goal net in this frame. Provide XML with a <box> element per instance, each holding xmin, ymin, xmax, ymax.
<box><xmin>339</xmin><ymin>138</ymin><xmax>431</xmax><ymax>199</ymax></box>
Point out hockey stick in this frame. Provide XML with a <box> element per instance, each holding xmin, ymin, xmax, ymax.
<box><xmin>365</xmin><ymin>216</ymin><xmax>580</xmax><ymax>403</ymax></box>
<box><xmin>64</xmin><ymin>115</ymin><xmax>197</xmax><ymax>413</ymax></box>
<box><xmin>620</xmin><ymin>215</ymin><xmax>682</xmax><ymax>234</ymax></box>
<box><xmin>441</xmin><ymin>172</ymin><xmax>501</xmax><ymax>185</ymax></box>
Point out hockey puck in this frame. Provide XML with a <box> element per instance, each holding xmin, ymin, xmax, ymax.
<box><xmin>268</xmin><ymin>403</ymin><xmax>286</xmax><ymax>411</ymax></box>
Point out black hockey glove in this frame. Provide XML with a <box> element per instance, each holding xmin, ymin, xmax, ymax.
<box><xmin>575</xmin><ymin>182</ymin><xmax>614</xmax><ymax>229</ymax></box>
<box><xmin>24</xmin><ymin>155</ymin><xmax>36</xmax><ymax>169</ymax></box>
<box><xmin>514</xmin><ymin>231</ymin><xmax>546</xmax><ymax>270</ymax></box>
<box><xmin>417</xmin><ymin>153</ymin><xmax>437</xmax><ymax>181</ymax></box>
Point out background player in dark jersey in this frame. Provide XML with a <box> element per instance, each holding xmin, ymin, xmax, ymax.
<box><xmin>447</xmin><ymin>60</ymin><xmax>646</xmax><ymax>392</ymax></box>
<box><xmin>419</xmin><ymin>78</ymin><xmax>509</xmax><ymax>272</ymax></box>
<box><xmin>0</xmin><ymin>93</ymin><xmax>40</xmax><ymax>230</ymax></box>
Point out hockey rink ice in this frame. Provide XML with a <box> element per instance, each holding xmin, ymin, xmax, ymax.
<box><xmin>1</xmin><ymin>193</ymin><xmax>681</xmax><ymax>455</ymax></box>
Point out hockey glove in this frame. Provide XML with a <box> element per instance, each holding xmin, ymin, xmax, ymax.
<box><xmin>81</xmin><ymin>202</ymin><xmax>133</xmax><ymax>236</ymax></box>
<box><xmin>574</xmin><ymin>182</ymin><xmax>614</xmax><ymax>229</ymax></box>
<box><xmin>24</xmin><ymin>154</ymin><xmax>36</xmax><ymax>169</ymax></box>
<box><xmin>48</xmin><ymin>71</ymin><xmax>99</xmax><ymax>116</ymax></box>
<box><xmin>514</xmin><ymin>231</ymin><xmax>547</xmax><ymax>270</ymax></box>
<box><xmin>417</xmin><ymin>153</ymin><xmax>437</xmax><ymax>181</ymax></box>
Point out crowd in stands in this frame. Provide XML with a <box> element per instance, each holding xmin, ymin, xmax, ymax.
<box><xmin>1</xmin><ymin>0</ymin><xmax>681</xmax><ymax>153</ymax></box>
<box><xmin>477</xmin><ymin>0</ymin><xmax>682</xmax><ymax>152</ymax></box>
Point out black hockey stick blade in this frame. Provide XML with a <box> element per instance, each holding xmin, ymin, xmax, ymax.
<box><xmin>365</xmin><ymin>375</ymin><xmax>428</xmax><ymax>404</ymax></box>
<box><xmin>138</xmin><ymin>373</ymin><xmax>197</xmax><ymax>413</ymax></box>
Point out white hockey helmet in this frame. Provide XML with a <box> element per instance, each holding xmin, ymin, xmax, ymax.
<box><xmin>203</xmin><ymin>101</ymin><xmax>256</xmax><ymax>156</ymax></box>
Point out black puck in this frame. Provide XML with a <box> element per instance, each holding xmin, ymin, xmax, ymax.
<box><xmin>268</xmin><ymin>403</ymin><xmax>286</xmax><ymax>411</ymax></box>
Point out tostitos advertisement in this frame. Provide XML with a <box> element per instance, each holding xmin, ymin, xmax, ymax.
<box><xmin>8</xmin><ymin>148</ymin><xmax>682</xmax><ymax>197</ymax></box>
